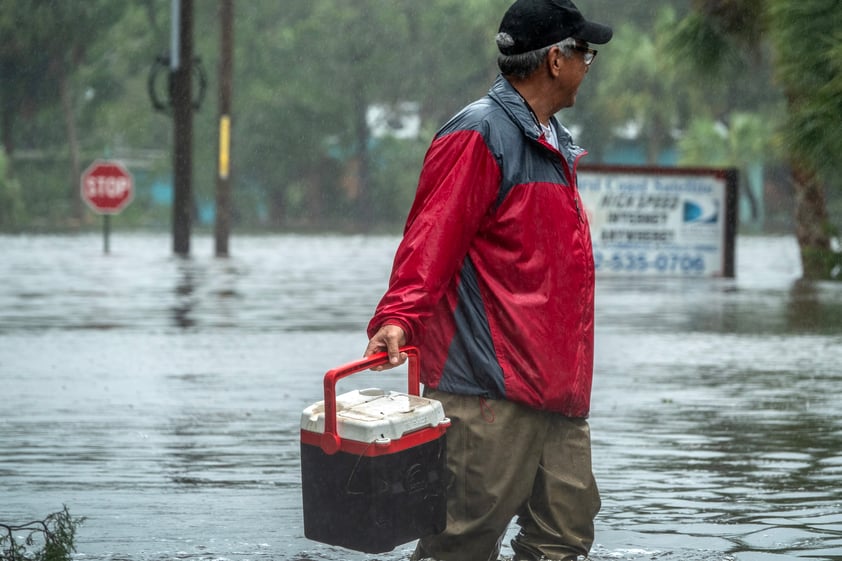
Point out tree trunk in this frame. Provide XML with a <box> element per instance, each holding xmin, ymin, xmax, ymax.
<box><xmin>791</xmin><ymin>161</ymin><xmax>835</xmax><ymax>279</ymax></box>
<box><xmin>1</xmin><ymin>108</ymin><xmax>14</xmax><ymax>169</ymax></box>
<box><xmin>353</xmin><ymin>88</ymin><xmax>373</xmax><ymax>227</ymax></box>
<box><xmin>646</xmin><ymin>111</ymin><xmax>668</xmax><ymax>165</ymax></box>
<box><xmin>58</xmin><ymin>62</ymin><xmax>84</xmax><ymax>225</ymax></box>
<box><xmin>269</xmin><ymin>190</ymin><xmax>286</xmax><ymax>228</ymax></box>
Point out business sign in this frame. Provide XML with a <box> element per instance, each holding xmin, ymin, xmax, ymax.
<box><xmin>578</xmin><ymin>165</ymin><xmax>737</xmax><ymax>277</ymax></box>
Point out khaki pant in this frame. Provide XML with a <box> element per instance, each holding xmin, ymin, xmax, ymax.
<box><xmin>412</xmin><ymin>389</ymin><xmax>600</xmax><ymax>561</ymax></box>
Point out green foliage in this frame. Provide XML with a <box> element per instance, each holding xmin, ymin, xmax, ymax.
<box><xmin>368</xmin><ymin>135</ymin><xmax>430</xmax><ymax>228</ymax></box>
<box><xmin>0</xmin><ymin>506</ymin><xmax>85</xmax><ymax>561</ymax></box>
<box><xmin>667</xmin><ymin>12</ymin><xmax>738</xmax><ymax>75</ymax></box>
<box><xmin>768</xmin><ymin>1</ymin><xmax>842</xmax><ymax>186</ymax></box>
<box><xmin>678</xmin><ymin>112</ymin><xmax>780</xmax><ymax>168</ymax></box>
<box><xmin>593</xmin><ymin>6</ymin><xmax>702</xmax><ymax>164</ymax></box>
<box><xmin>3</xmin><ymin>0</ymin><xmax>819</xmax><ymax>234</ymax></box>
<box><xmin>0</xmin><ymin>0</ymin><xmax>129</xmax><ymax>144</ymax></box>
<box><xmin>673</xmin><ymin>0</ymin><xmax>767</xmax><ymax>59</ymax></box>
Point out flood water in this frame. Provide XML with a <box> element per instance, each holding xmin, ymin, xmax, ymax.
<box><xmin>1</xmin><ymin>233</ymin><xmax>841</xmax><ymax>561</ymax></box>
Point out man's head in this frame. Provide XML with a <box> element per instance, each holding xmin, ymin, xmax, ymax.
<box><xmin>496</xmin><ymin>0</ymin><xmax>612</xmax><ymax>112</ymax></box>
<box><xmin>496</xmin><ymin>0</ymin><xmax>612</xmax><ymax>57</ymax></box>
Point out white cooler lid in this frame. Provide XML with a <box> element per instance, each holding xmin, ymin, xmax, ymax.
<box><xmin>300</xmin><ymin>388</ymin><xmax>446</xmax><ymax>443</ymax></box>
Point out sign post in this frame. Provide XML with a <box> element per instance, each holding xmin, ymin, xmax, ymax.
<box><xmin>80</xmin><ymin>160</ymin><xmax>135</xmax><ymax>253</ymax></box>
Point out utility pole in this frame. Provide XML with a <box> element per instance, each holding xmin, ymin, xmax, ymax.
<box><xmin>171</xmin><ymin>0</ymin><xmax>194</xmax><ymax>256</ymax></box>
<box><xmin>214</xmin><ymin>0</ymin><xmax>233</xmax><ymax>257</ymax></box>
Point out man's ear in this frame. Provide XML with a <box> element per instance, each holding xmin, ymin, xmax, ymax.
<box><xmin>548</xmin><ymin>45</ymin><xmax>565</xmax><ymax>77</ymax></box>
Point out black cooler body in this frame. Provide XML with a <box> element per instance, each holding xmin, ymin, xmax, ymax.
<box><xmin>299</xmin><ymin>347</ymin><xmax>450</xmax><ymax>553</ymax></box>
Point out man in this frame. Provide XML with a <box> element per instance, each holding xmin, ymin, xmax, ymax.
<box><xmin>364</xmin><ymin>1</ymin><xmax>612</xmax><ymax>559</ymax></box>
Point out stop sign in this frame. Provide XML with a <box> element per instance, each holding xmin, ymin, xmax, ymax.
<box><xmin>80</xmin><ymin>160</ymin><xmax>134</xmax><ymax>214</ymax></box>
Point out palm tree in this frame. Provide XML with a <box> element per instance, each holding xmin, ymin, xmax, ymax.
<box><xmin>768</xmin><ymin>1</ymin><xmax>842</xmax><ymax>278</ymax></box>
<box><xmin>670</xmin><ymin>0</ymin><xmax>842</xmax><ymax>279</ymax></box>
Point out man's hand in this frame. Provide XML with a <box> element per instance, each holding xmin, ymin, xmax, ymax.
<box><xmin>364</xmin><ymin>324</ymin><xmax>407</xmax><ymax>370</ymax></box>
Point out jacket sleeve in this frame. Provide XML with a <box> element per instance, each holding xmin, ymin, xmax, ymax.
<box><xmin>367</xmin><ymin>129</ymin><xmax>501</xmax><ymax>343</ymax></box>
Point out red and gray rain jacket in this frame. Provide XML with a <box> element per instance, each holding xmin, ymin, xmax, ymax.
<box><xmin>368</xmin><ymin>75</ymin><xmax>595</xmax><ymax>418</ymax></box>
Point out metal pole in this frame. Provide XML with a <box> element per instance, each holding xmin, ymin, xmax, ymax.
<box><xmin>214</xmin><ymin>0</ymin><xmax>233</xmax><ymax>257</ymax></box>
<box><xmin>170</xmin><ymin>0</ymin><xmax>180</xmax><ymax>71</ymax></box>
<box><xmin>172</xmin><ymin>0</ymin><xmax>193</xmax><ymax>256</ymax></box>
<box><xmin>103</xmin><ymin>215</ymin><xmax>111</xmax><ymax>254</ymax></box>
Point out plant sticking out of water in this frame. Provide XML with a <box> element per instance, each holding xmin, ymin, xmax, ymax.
<box><xmin>0</xmin><ymin>506</ymin><xmax>85</xmax><ymax>561</ymax></box>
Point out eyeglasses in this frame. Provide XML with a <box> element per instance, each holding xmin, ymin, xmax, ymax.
<box><xmin>572</xmin><ymin>45</ymin><xmax>598</xmax><ymax>66</ymax></box>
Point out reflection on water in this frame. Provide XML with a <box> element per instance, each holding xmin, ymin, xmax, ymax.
<box><xmin>1</xmin><ymin>233</ymin><xmax>841</xmax><ymax>561</ymax></box>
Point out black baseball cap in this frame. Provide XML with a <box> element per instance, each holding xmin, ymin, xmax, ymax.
<box><xmin>497</xmin><ymin>0</ymin><xmax>613</xmax><ymax>55</ymax></box>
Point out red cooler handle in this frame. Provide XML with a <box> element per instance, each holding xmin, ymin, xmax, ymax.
<box><xmin>320</xmin><ymin>346</ymin><xmax>420</xmax><ymax>455</ymax></box>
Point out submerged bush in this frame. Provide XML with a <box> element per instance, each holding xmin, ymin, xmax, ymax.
<box><xmin>0</xmin><ymin>506</ymin><xmax>85</xmax><ymax>561</ymax></box>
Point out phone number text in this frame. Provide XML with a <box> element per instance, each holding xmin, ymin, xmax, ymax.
<box><xmin>594</xmin><ymin>251</ymin><xmax>707</xmax><ymax>273</ymax></box>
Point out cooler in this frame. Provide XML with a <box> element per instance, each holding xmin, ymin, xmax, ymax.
<box><xmin>300</xmin><ymin>347</ymin><xmax>450</xmax><ymax>553</ymax></box>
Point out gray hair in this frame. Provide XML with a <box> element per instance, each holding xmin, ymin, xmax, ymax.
<box><xmin>496</xmin><ymin>35</ymin><xmax>578</xmax><ymax>79</ymax></box>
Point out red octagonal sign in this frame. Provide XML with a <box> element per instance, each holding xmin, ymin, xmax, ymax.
<box><xmin>81</xmin><ymin>160</ymin><xmax>134</xmax><ymax>215</ymax></box>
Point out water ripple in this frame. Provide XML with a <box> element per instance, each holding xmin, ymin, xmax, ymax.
<box><xmin>1</xmin><ymin>233</ymin><xmax>841</xmax><ymax>560</ymax></box>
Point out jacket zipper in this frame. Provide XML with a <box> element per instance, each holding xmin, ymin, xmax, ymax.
<box><xmin>572</xmin><ymin>151</ymin><xmax>588</xmax><ymax>225</ymax></box>
<box><xmin>536</xmin><ymin>129</ymin><xmax>586</xmax><ymax>227</ymax></box>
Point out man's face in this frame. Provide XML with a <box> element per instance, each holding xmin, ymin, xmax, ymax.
<box><xmin>553</xmin><ymin>41</ymin><xmax>594</xmax><ymax>109</ymax></box>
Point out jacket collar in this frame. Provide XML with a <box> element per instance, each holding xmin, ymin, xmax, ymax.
<box><xmin>488</xmin><ymin>75</ymin><xmax>542</xmax><ymax>142</ymax></box>
<box><xmin>487</xmin><ymin>74</ymin><xmax>585</xmax><ymax>166</ymax></box>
